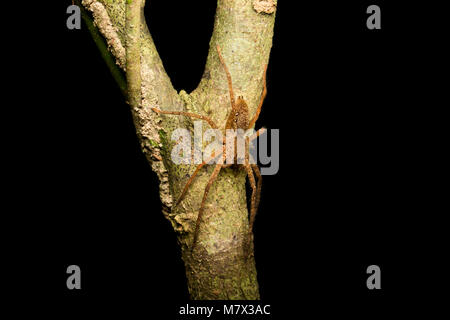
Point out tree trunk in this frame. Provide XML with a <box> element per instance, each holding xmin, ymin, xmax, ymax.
<box><xmin>80</xmin><ymin>0</ymin><xmax>277</xmax><ymax>299</ymax></box>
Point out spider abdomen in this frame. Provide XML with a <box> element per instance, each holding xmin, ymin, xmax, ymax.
<box><xmin>226</xmin><ymin>96</ymin><xmax>249</xmax><ymax>130</ymax></box>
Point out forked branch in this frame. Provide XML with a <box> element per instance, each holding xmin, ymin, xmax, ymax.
<box><xmin>79</xmin><ymin>0</ymin><xmax>277</xmax><ymax>300</ymax></box>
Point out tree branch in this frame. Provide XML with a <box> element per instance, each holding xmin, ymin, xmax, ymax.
<box><xmin>75</xmin><ymin>0</ymin><xmax>127</xmax><ymax>98</ymax></box>
<box><xmin>125</xmin><ymin>0</ymin><xmax>142</xmax><ymax>110</ymax></box>
<box><xmin>81</xmin><ymin>0</ymin><xmax>180</xmax><ymax>109</ymax></box>
<box><xmin>81</xmin><ymin>0</ymin><xmax>188</xmax><ymax>213</ymax></box>
<box><xmin>79</xmin><ymin>0</ymin><xmax>278</xmax><ymax>300</ymax></box>
<box><xmin>191</xmin><ymin>0</ymin><xmax>277</xmax><ymax>128</ymax></box>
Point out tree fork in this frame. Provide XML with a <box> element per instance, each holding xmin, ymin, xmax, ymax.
<box><xmin>80</xmin><ymin>0</ymin><xmax>277</xmax><ymax>299</ymax></box>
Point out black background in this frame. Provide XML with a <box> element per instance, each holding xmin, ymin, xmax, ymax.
<box><xmin>10</xmin><ymin>0</ymin><xmax>444</xmax><ymax>318</ymax></box>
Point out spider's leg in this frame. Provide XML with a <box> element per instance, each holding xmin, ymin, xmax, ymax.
<box><xmin>176</xmin><ymin>147</ymin><xmax>226</xmax><ymax>206</ymax></box>
<box><xmin>176</xmin><ymin>162</ymin><xmax>206</xmax><ymax>206</ymax></box>
<box><xmin>244</xmin><ymin>164</ymin><xmax>257</xmax><ymax>257</ymax></box>
<box><xmin>248</xmin><ymin>64</ymin><xmax>268</xmax><ymax>128</ymax></box>
<box><xmin>248</xmin><ymin>128</ymin><xmax>267</xmax><ymax>143</ymax></box>
<box><xmin>191</xmin><ymin>163</ymin><xmax>223</xmax><ymax>252</ymax></box>
<box><xmin>216</xmin><ymin>45</ymin><xmax>235</xmax><ymax>109</ymax></box>
<box><xmin>151</xmin><ymin>107</ymin><xmax>218</xmax><ymax>129</ymax></box>
<box><xmin>250</xmin><ymin>164</ymin><xmax>262</xmax><ymax>227</ymax></box>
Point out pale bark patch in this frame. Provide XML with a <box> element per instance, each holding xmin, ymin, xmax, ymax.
<box><xmin>252</xmin><ymin>0</ymin><xmax>277</xmax><ymax>14</ymax></box>
<box><xmin>82</xmin><ymin>0</ymin><xmax>126</xmax><ymax>69</ymax></box>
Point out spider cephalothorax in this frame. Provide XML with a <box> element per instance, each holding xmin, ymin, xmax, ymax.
<box><xmin>152</xmin><ymin>45</ymin><xmax>267</xmax><ymax>255</ymax></box>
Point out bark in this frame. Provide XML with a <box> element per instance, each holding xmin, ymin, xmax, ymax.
<box><xmin>80</xmin><ymin>0</ymin><xmax>277</xmax><ymax>299</ymax></box>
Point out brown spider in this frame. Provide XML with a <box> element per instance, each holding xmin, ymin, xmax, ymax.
<box><xmin>152</xmin><ymin>45</ymin><xmax>267</xmax><ymax>254</ymax></box>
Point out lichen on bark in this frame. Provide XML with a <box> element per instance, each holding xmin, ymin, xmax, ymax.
<box><xmin>80</xmin><ymin>0</ymin><xmax>276</xmax><ymax>300</ymax></box>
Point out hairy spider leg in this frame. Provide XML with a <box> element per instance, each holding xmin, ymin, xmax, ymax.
<box><xmin>176</xmin><ymin>163</ymin><xmax>207</xmax><ymax>206</ymax></box>
<box><xmin>242</xmin><ymin>136</ymin><xmax>258</xmax><ymax>255</ymax></box>
<box><xmin>250</xmin><ymin>164</ymin><xmax>262</xmax><ymax>231</ymax></box>
<box><xmin>244</xmin><ymin>162</ymin><xmax>257</xmax><ymax>257</ymax></box>
<box><xmin>216</xmin><ymin>45</ymin><xmax>235</xmax><ymax>109</ymax></box>
<box><xmin>192</xmin><ymin>163</ymin><xmax>223</xmax><ymax>252</ymax></box>
<box><xmin>248</xmin><ymin>64</ymin><xmax>268</xmax><ymax>129</ymax></box>
<box><xmin>151</xmin><ymin>107</ymin><xmax>218</xmax><ymax>129</ymax></box>
<box><xmin>251</xmin><ymin>127</ymin><xmax>267</xmax><ymax>140</ymax></box>
<box><xmin>175</xmin><ymin>147</ymin><xmax>226</xmax><ymax>206</ymax></box>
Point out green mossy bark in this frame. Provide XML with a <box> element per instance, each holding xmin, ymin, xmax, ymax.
<box><xmin>81</xmin><ymin>0</ymin><xmax>276</xmax><ymax>300</ymax></box>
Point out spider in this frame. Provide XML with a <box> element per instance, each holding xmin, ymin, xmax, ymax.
<box><xmin>152</xmin><ymin>45</ymin><xmax>267</xmax><ymax>255</ymax></box>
